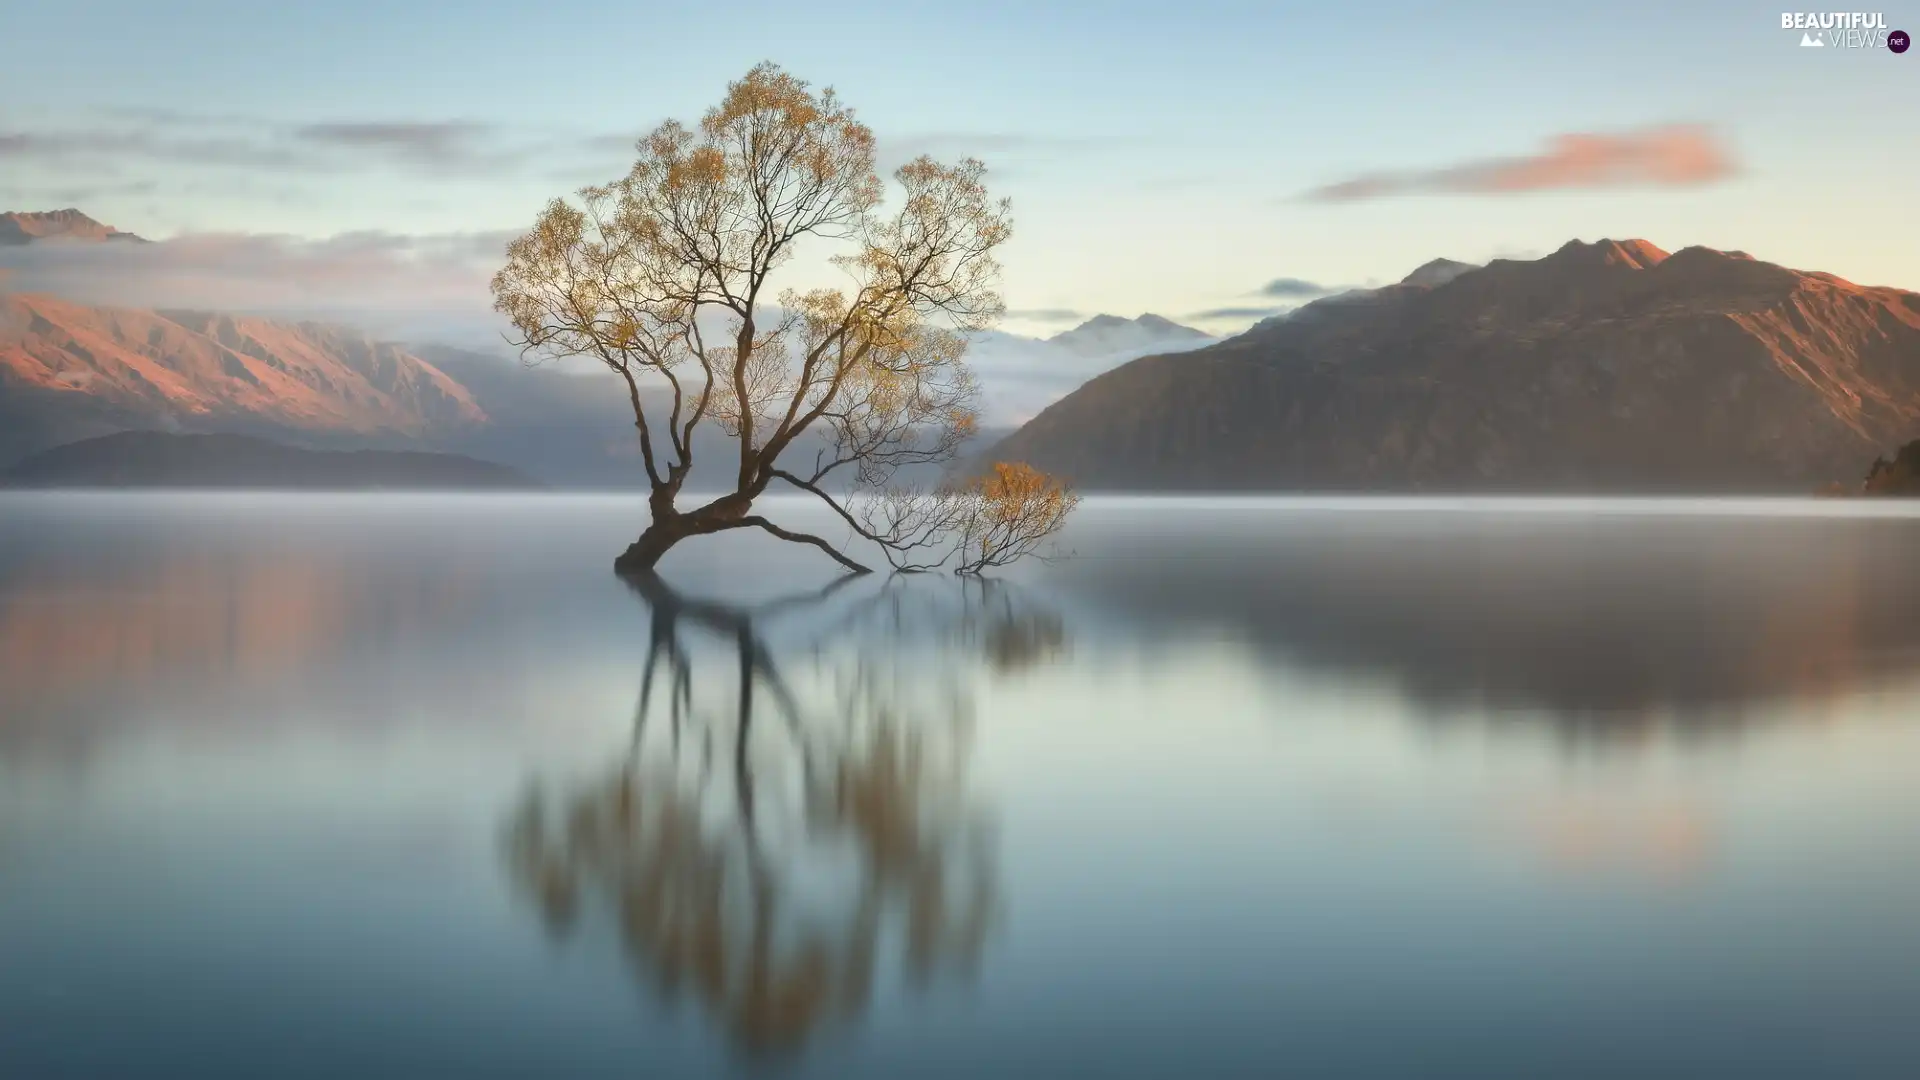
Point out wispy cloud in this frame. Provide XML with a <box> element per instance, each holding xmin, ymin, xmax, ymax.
<box><xmin>1182</xmin><ymin>272</ymin><xmax>1353</xmax><ymax>326</ymax></box>
<box><xmin>0</xmin><ymin>109</ymin><xmax>635</xmax><ymax>180</ymax></box>
<box><xmin>1</xmin><ymin>129</ymin><xmax>317</xmax><ymax>171</ymax></box>
<box><xmin>1302</xmin><ymin>124</ymin><xmax>1737</xmax><ymax>202</ymax></box>
<box><xmin>0</xmin><ymin>179</ymin><xmax>161</xmax><ymax>204</ymax></box>
<box><xmin>0</xmin><ymin>228</ymin><xmax>513</xmax><ymax>313</ymax></box>
<box><xmin>875</xmin><ymin>131</ymin><xmax>1118</xmax><ymax>181</ymax></box>
<box><xmin>1187</xmin><ymin>305</ymin><xmax>1291</xmax><ymax>322</ymax></box>
<box><xmin>1005</xmin><ymin>307</ymin><xmax>1085</xmax><ymax>323</ymax></box>
<box><xmin>291</xmin><ymin>121</ymin><xmax>505</xmax><ymax>168</ymax></box>
<box><xmin>1</xmin><ymin>114</ymin><xmax>1111</xmax><ymax>203</ymax></box>
<box><xmin>1258</xmin><ymin>277</ymin><xmax>1335</xmax><ymax>298</ymax></box>
<box><xmin>882</xmin><ymin>132</ymin><xmax>1106</xmax><ymax>159</ymax></box>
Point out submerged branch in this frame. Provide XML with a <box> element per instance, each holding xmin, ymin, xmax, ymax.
<box><xmin>735</xmin><ymin>515</ymin><xmax>873</xmax><ymax>575</ymax></box>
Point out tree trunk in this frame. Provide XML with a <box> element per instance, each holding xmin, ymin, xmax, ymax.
<box><xmin>615</xmin><ymin>519</ymin><xmax>686</xmax><ymax>576</ymax></box>
<box><xmin>614</xmin><ymin>489</ymin><xmax>870</xmax><ymax>576</ymax></box>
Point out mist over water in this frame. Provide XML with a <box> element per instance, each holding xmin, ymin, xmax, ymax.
<box><xmin>4</xmin><ymin>494</ymin><xmax>1920</xmax><ymax>1078</ymax></box>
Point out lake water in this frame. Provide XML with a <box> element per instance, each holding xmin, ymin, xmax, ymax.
<box><xmin>5</xmin><ymin>494</ymin><xmax>1920</xmax><ymax>1078</ymax></box>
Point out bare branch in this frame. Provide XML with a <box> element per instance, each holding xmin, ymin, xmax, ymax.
<box><xmin>733</xmin><ymin>515</ymin><xmax>873</xmax><ymax>575</ymax></box>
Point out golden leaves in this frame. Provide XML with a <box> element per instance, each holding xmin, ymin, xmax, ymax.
<box><xmin>490</xmin><ymin>62</ymin><xmax>895</xmax><ymax>382</ymax></box>
<box><xmin>487</xmin><ymin>61</ymin><xmax>1069</xmax><ymax>572</ymax></box>
<box><xmin>703</xmin><ymin>61</ymin><xmax>826</xmax><ymax>133</ymax></box>
<box><xmin>665</xmin><ymin>145</ymin><xmax>728</xmax><ymax>191</ymax></box>
<box><xmin>954</xmin><ymin>463</ymin><xmax>1080</xmax><ymax>573</ymax></box>
<box><xmin>848</xmin><ymin>462</ymin><xmax>1078</xmax><ymax>574</ymax></box>
<box><xmin>972</xmin><ymin>463</ymin><xmax>1076</xmax><ymax>527</ymax></box>
<box><xmin>610</xmin><ymin>316</ymin><xmax>639</xmax><ymax>351</ymax></box>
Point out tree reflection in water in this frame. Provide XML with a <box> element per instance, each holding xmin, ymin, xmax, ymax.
<box><xmin>502</xmin><ymin>573</ymin><xmax>1062</xmax><ymax>1060</ymax></box>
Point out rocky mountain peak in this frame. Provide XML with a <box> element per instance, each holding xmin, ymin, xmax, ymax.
<box><xmin>1046</xmin><ymin>313</ymin><xmax>1213</xmax><ymax>358</ymax></box>
<box><xmin>1546</xmin><ymin>237</ymin><xmax>1670</xmax><ymax>270</ymax></box>
<box><xmin>1400</xmin><ymin>258</ymin><xmax>1478</xmax><ymax>288</ymax></box>
<box><xmin>0</xmin><ymin>209</ymin><xmax>148</xmax><ymax>246</ymax></box>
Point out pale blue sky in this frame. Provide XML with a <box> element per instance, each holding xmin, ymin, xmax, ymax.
<box><xmin>3</xmin><ymin>0</ymin><xmax>1914</xmax><ymax>333</ymax></box>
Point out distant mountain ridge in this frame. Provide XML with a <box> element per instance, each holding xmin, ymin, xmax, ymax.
<box><xmin>0</xmin><ymin>291</ymin><xmax>487</xmax><ymax>464</ymax></box>
<box><xmin>979</xmin><ymin>239</ymin><xmax>1920</xmax><ymax>492</ymax></box>
<box><xmin>0</xmin><ymin>207</ymin><xmax>1204</xmax><ymax>482</ymax></box>
<box><xmin>1399</xmin><ymin>258</ymin><xmax>1477</xmax><ymax>288</ymax></box>
<box><xmin>1</xmin><ymin>206</ymin><xmax>491</xmax><ymax>465</ymax></box>
<box><xmin>18</xmin><ymin>206</ymin><xmax>1918</xmax><ymax>495</ymax></box>
<box><xmin>1046</xmin><ymin>313</ymin><xmax>1213</xmax><ymax>358</ymax></box>
<box><xmin>0</xmin><ymin>206</ymin><xmax>1163</xmax><ymax>480</ymax></box>
<box><xmin>0</xmin><ymin>209</ymin><xmax>147</xmax><ymax>245</ymax></box>
<box><xmin>2</xmin><ymin>431</ymin><xmax>540</xmax><ymax>490</ymax></box>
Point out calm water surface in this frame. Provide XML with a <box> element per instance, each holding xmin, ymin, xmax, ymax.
<box><xmin>5</xmin><ymin>494</ymin><xmax>1920</xmax><ymax>1078</ymax></box>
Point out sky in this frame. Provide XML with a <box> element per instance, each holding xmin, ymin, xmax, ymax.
<box><xmin>2</xmin><ymin>0</ymin><xmax>1916</xmax><ymax>337</ymax></box>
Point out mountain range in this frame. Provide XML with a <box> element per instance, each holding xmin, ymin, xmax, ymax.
<box><xmin>0</xmin><ymin>211</ymin><xmax>1211</xmax><ymax>484</ymax></box>
<box><xmin>5</xmin><ymin>209</ymin><xmax>1919</xmax><ymax>493</ymax></box>
<box><xmin>0</xmin><ymin>290</ymin><xmax>487</xmax><ymax>465</ymax></box>
<box><xmin>978</xmin><ymin>239</ymin><xmax>1920</xmax><ymax>492</ymax></box>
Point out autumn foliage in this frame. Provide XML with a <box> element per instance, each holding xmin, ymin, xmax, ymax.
<box><xmin>957</xmin><ymin>462</ymin><xmax>1080</xmax><ymax>573</ymax></box>
<box><xmin>490</xmin><ymin>62</ymin><xmax>1076</xmax><ymax>575</ymax></box>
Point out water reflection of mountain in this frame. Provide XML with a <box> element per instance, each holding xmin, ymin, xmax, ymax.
<box><xmin>501</xmin><ymin>576</ymin><xmax>1060</xmax><ymax>1061</ymax></box>
<box><xmin>1056</xmin><ymin>511</ymin><xmax>1920</xmax><ymax>724</ymax></box>
<box><xmin>0</xmin><ymin>532</ymin><xmax>595</xmax><ymax>755</ymax></box>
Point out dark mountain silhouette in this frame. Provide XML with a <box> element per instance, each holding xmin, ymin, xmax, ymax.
<box><xmin>1</xmin><ymin>431</ymin><xmax>540</xmax><ymax>490</ymax></box>
<box><xmin>1399</xmin><ymin>257</ymin><xmax>1477</xmax><ymax>288</ymax></box>
<box><xmin>978</xmin><ymin>239</ymin><xmax>1920</xmax><ymax>492</ymax></box>
<box><xmin>1863</xmin><ymin>439</ymin><xmax>1920</xmax><ymax>495</ymax></box>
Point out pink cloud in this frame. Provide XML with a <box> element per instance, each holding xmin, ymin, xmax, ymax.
<box><xmin>1305</xmin><ymin>124</ymin><xmax>1737</xmax><ymax>202</ymax></box>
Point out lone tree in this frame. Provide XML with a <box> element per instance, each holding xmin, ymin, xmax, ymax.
<box><xmin>492</xmin><ymin>63</ymin><xmax>1077</xmax><ymax>575</ymax></box>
